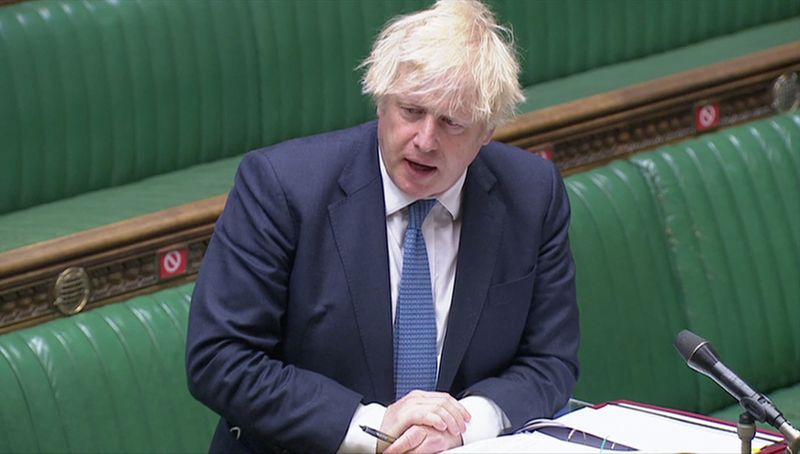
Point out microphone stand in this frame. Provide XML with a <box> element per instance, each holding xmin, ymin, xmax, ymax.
<box><xmin>736</xmin><ymin>411</ymin><xmax>800</xmax><ymax>454</ymax></box>
<box><xmin>778</xmin><ymin>420</ymin><xmax>800</xmax><ymax>454</ymax></box>
<box><xmin>737</xmin><ymin>412</ymin><xmax>755</xmax><ymax>454</ymax></box>
<box><xmin>674</xmin><ymin>331</ymin><xmax>800</xmax><ymax>454</ymax></box>
<box><xmin>737</xmin><ymin>410</ymin><xmax>800</xmax><ymax>454</ymax></box>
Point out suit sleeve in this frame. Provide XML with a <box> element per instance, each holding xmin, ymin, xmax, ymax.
<box><xmin>464</xmin><ymin>162</ymin><xmax>580</xmax><ymax>429</ymax></box>
<box><xmin>185</xmin><ymin>151</ymin><xmax>362</xmax><ymax>452</ymax></box>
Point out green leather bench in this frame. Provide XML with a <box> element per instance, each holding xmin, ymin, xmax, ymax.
<box><xmin>631</xmin><ymin>114</ymin><xmax>800</xmax><ymax>425</ymax></box>
<box><xmin>2</xmin><ymin>114</ymin><xmax>797</xmax><ymax>451</ymax></box>
<box><xmin>570</xmin><ymin>112</ymin><xmax>800</xmax><ymax>423</ymax></box>
<box><xmin>566</xmin><ymin>159</ymin><xmax>697</xmax><ymax>410</ymax></box>
<box><xmin>2</xmin><ymin>0</ymin><xmax>798</xmax><ymax>252</ymax></box>
<box><xmin>0</xmin><ymin>283</ymin><xmax>216</xmax><ymax>453</ymax></box>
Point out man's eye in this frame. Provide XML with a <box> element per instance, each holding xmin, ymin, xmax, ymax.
<box><xmin>441</xmin><ymin>117</ymin><xmax>463</xmax><ymax>129</ymax></box>
<box><xmin>401</xmin><ymin>106</ymin><xmax>423</xmax><ymax>115</ymax></box>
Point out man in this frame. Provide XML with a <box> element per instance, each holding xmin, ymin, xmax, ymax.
<box><xmin>186</xmin><ymin>1</ymin><xmax>579</xmax><ymax>452</ymax></box>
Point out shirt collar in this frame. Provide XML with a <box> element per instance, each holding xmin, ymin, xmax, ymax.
<box><xmin>378</xmin><ymin>146</ymin><xmax>466</xmax><ymax>221</ymax></box>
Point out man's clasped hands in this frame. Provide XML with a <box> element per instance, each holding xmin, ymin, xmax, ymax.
<box><xmin>379</xmin><ymin>390</ymin><xmax>471</xmax><ymax>453</ymax></box>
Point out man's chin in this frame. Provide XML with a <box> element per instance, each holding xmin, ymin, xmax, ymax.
<box><xmin>399</xmin><ymin>182</ymin><xmax>438</xmax><ymax>199</ymax></box>
<box><xmin>397</xmin><ymin>172</ymin><xmax>440</xmax><ymax>198</ymax></box>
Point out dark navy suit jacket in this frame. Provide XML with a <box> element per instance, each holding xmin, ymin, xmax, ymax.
<box><xmin>186</xmin><ymin>121</ymin><xmax>579</xmax><ymax>453</ymax></box>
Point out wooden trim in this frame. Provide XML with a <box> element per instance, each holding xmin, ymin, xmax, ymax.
<box><xmin>0</xmin><ymin>195</ymin><xmax>226</xmax><ymax>278</ymax></box>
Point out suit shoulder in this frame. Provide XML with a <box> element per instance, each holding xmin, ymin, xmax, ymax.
<box><xmin>232</xmin><ymin>121</ymin><xmax>379</xmax><ymax>209</ymax></box>
<box><xmin>238</xmin><ymin>121</ymin><xmax>377</xmax><ymax>178</ymax></box>
<box><xmin>247</xmin><ymin>121</ymin><xmax>377</xmax><ymax>165</ymax></box>
<box><xmin>480</xmin><ymin>141</ymin><xmax>558</xmax><ymax>181</ymax></box>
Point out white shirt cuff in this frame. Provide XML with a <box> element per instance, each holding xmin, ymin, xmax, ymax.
<box><xmin>338</xmin><ymin>403</ymin><xmax>387</xmax><ymax>453</ymax></box>
<box><xmin>459</xmin><ymin>395</ymin><xmax>510</xmax><ymax>446</ymax></box>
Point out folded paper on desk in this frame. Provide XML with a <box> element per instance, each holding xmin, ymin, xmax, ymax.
<box><xmin>513</xmin><ymin>418</ymin><xmax>637</xmax><ymax>451</ymax></box>
<box><xmin>446</xmin><ymin>401</ymin><xmax>784</xmax><ymax>453</ymax></box>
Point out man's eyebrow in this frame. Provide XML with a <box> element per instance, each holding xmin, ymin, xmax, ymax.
<box><xmin>397</xmin><ymin>99</ymin><xmax>424</xmax><ymax>108</ymax></box>
<box><xmin>440</xmin><ymin>112</ymin><xmax>469</xmax><ymax>124</ymax></box>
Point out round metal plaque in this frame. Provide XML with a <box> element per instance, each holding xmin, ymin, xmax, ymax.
<box><xmin>53</xmin><ymin>267</ymin><xmax>91</xmax><ymax>315</ymax></box>
<box><xmin>772</xmin><ymin>73</ymin><xmax>799</xmax><ymax>113</ymax></box>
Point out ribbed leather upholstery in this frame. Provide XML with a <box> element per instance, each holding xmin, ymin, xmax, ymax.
<box><xmin>563</xmin><ymin>113</ymin><xmax>800</xmax><ymax>419</ymax></box>
<box><xmin>491</xmin><ymin>0</ymin><xmax>800</xmax><ymax>87</ymax></box>
<box><xmin>566</xmin><ymin>161</ymin><xmax>695</xmax><ymax>409</ymax></box>
<box><xmin>0</xmin><ymin>0</ymin><xmax>265</xmax><ymax>215</ymax></box>
<box><xmin>2</xmin><ymin>0</ymin><xmax>798</xmax><ymax>215</ymax></box>
<box><xmin>631</xmin><ymin>114</ymin><xmax>800</xmax><ymax>414</ymax></box>
<box><xmin>0</xmin><ymin>283</ymin><xmax>217</xmax><ymax>453</ymax></box>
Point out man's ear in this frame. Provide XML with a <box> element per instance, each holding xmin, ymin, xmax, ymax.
<box><xmin>481</xmin><ymin>127</ymin><xmax>495</xmax><ymax>145</ymax></box>
<box><xmin>375</xmin><ymin>97</ymin><xmax>387</xmax><ymax>118</ymax></box>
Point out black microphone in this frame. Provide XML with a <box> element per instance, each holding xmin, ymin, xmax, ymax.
<box><xmin>674</xmin><ymin>330</ymin><xmax>800</xmax><ymax>452</ymax></box>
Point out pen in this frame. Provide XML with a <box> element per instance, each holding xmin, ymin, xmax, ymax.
<box><xmin>536</xmin><ymin>426</ymin><xmax>637</xmax><ymax>451</ymax></box>
<box><xmin>360</xmin><ymin>425</ymin><xmax>398</xmax><ymax>443</ymax></box>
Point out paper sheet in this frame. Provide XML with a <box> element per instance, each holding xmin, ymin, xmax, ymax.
<box><xmin>446</xmin><ymin>402</ymin><xmax>783</xmax><ymax>453</ymax></box>
<box><xmin>557</xmin><ymin>403</ymin><xmax>779</xmax><ymax>453</ymax></box>
<box><xmin>446</xmin><ymin>431</ymin><xmax>599</xmax><ymax>453</ymax></box>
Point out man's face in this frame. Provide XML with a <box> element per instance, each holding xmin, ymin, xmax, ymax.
<box><xmin>377</xmin><ymin>95</ymin><xmax>493</xmax><ymax>198</ymax></box>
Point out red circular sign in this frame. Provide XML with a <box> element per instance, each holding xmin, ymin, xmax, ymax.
<box><xmin>162</xmin><ymin>251</ymin><xmax>183</xmax><ymax>274</ymax></box>
<box><xmin>697</xmin><ymin>106</ymin><xmax>717</xmax><ymax>129</ymax></box>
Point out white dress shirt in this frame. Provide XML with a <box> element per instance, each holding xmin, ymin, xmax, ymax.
<box><xmin>337</xmin><ymin>149</ymin><xmax>508</xmax><ymax>452</ymax></box>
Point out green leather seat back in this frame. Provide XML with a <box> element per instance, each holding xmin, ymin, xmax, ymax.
<box><xmin>630</xmin><ymin>113</ymin><xmax>800</xmax><ymax>414</ymax></box>
<box><xmin>0</xmin><ymin>283</ymin><xmax>216</xmax><ymax>453</ymax></box>
<box><xmin>2</xmin><ymin>0</ymin><xmax>798</xmax><ymax>216</ymax></box>
<box><xmin>566</xmin><ymin>161</ymin><xmax>695</xmax><ymax>409</ymax></box>
<box><xmin>0</xmin><ymin>0</ymin><xmax>265</xmax><ymax>216</ymax></box>
<box><xmin>491</xmin><ymin>0</ymin><xmax>800</xmax><ymax>88</ymax></box>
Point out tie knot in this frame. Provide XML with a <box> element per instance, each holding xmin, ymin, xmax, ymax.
<box><xmin>407</xmin><ymin>199</ymin><xmax>437</xmax><ymax>230</ymax></box>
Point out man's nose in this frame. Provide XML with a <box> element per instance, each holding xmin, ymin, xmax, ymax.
<box><xmin>413</xmin><ymin>115</ymin><xmax>438</xmax><ymax>152</ymax></box>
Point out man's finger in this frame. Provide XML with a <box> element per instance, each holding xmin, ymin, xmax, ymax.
<box><xmin>434</xmin><ymin>398</ymin><xmax>471</xmax><ymax>427</ymax></box>
<box><xmin>383</xmin><ymin>425</ymin><xmax>428</xmax><ymax>454</ymax></box>
<box><xmin>382</xmin><ymin>391</ymin><xmax>473</xmax><ymax>444</ymax></box>
<box><xmin>412</xmin><ymin>392</ymin><xmax>472</xmax><ymax>423</ymax></box>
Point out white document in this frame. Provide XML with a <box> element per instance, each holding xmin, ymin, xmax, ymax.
<box><xmin>447</xmin><ymin>431</ymin><xmax>599</xmax><ymax>453</ymax></box>
<box><xmin>446</xmin><ymin>402</ymin><xmax>784</xmax><ymax>453</ymax></box>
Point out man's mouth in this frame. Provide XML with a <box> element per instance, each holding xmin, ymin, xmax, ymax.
<box><xmin>406</xmin><ymin>159</ymin><xmax>436</xmax><ymax>172</ymax></box>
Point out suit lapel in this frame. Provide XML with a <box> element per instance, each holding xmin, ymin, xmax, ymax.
<box><xmin>328</xmin><ymin>136</ymin><xmax>395</xmax><ymax>403</ymax></box>
<box><xmin>438</xmin><ymin>156</ymin><xmax>505</xmax><ymax>391</ymax></box>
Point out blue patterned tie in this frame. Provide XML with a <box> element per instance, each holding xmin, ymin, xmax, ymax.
<box><xmin>394</xmin><ymin>199</ymin><xmax>438</xmax><ymax>400</ymax></box>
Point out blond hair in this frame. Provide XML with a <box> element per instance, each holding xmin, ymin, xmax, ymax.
<box><xmin>360</xmin><ymin>0</ymin><xmax>524</xmax><ymax>129</ymax></box>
